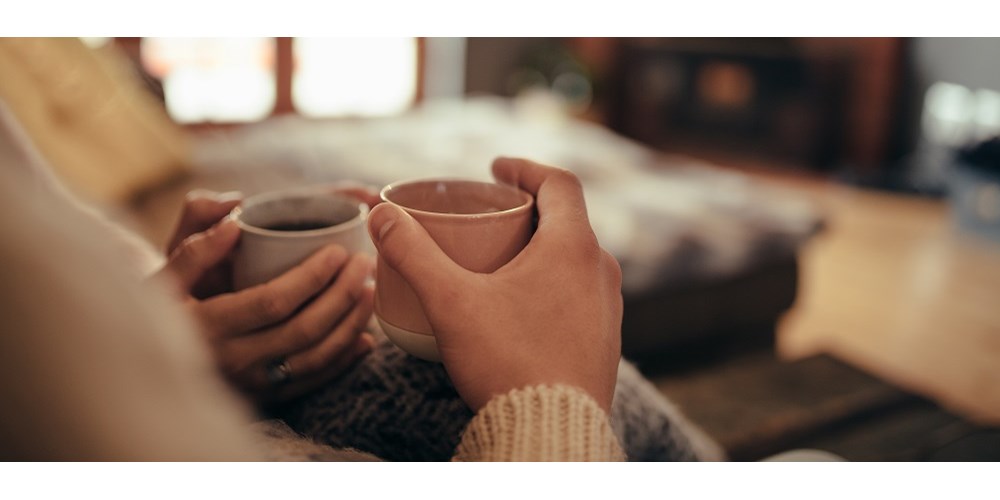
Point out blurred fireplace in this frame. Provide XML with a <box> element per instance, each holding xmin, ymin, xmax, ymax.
<box><xmin>608</xmin><ymin>38</ymin><xmax>852</xmax><ymax>170</ymax></box>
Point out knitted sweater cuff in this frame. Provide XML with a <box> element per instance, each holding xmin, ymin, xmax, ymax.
<box><xmin>452</xmin><ymin>384</ymin><xmax>626</xmax><ymax>462</ymax></box>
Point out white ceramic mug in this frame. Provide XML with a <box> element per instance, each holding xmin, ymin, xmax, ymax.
<box><xmin>231</xmin><ymin>187</ymin><xmax>370</xmax><ymax>291</ymax></box>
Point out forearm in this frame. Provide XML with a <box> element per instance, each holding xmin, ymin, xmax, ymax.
<box><xmin>453</xmin><ymin>384</ymin><xmax>626</xmax><ymax>462</ymax></box>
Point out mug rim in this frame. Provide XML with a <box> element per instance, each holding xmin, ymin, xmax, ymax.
<box><xmin>231</xmin><ymin>187</ymin><xmax>369</xmax><ymax>238</ymax></box>
<box><xmin>380</xmin><ymin>177</ymin><xmax>534</xmax><ymax>220</ymax></box>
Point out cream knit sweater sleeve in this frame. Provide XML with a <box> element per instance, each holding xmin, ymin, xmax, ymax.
<box><xmin>453</xmin><ymin>384</ymin><xmax>626</xmax><ymax>462</ymax></box>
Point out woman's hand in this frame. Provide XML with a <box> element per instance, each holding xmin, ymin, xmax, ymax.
<box><xmin>367</xmin><ymin>158</ymin><xmax>622</xmax><ymax>413</ymax></box>
<box><xmin>154</xmin><ymin>188</ymin><xmax>380</xmax><ymax>406</ymax></box>
<box><xmin>165</xmin><ymin>185</ymin><xmax>380</xmax><ymax>299</ymax></box>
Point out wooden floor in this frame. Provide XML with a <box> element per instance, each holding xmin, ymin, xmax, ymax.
<box><xmin>725</xmin><ymin>165</ymin><xmax>1000</xmax><ymax>426</ymax></box>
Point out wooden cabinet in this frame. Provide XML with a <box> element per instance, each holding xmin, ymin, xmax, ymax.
<box><xmin>567</xmin><ymin>37</ymin><xmax>906</xmax><ymax>173</ymax></box>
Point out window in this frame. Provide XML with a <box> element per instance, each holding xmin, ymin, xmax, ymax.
<box><xmin>137</xmin><ymin>37</ymin><xmax>419</xmax><ymax>123</ymax></box>
<box><xmin>141</xmin><ymin>38</ymin><xmax>277</xmax><ymax>124</ymax></box>
<box><xmin>293</xmin><ymin>37</ymin><xmax>418</xmax><ymax>118</ymax></box>
<box><xmin>923</xmin><ymin>82</ymin><xmax>1000</xmax><ymax>146</ymax></box>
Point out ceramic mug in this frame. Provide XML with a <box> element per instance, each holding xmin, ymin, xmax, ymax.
<box><xmin>374</xmin><ymin>178</ymin><xmax>535</xmax><ymax>361</ymax></box>
<box><xmin>231</xmin><ymin>186</ymin><xmax>370</xmax><ymax>291</ymax></box>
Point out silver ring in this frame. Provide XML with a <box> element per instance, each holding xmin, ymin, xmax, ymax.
<box><xmin>265</xmin><ymin>359</ymin><xmax>292</xmax><ymax>386</ymax></box>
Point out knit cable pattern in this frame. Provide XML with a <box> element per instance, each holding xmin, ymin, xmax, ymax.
<box><xmin>453</xmin><ymin>384</ymin><xmax>626</xmax><ymax>462</ymax></box>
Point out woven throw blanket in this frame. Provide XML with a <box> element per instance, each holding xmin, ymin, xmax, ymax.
<box><xmin>276</xmin><ymin>337</ymin><xmax>724</xmax><ymax>462</ymax></box>
<box><xmin>192</xmin><ymin>95</ymin><xmax>821</xmax><ymax>296</ymax></box>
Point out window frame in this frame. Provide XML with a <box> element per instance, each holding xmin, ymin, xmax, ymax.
<box><xmin>113</xmin><ymin>37</ymin><xmax>426</xmax><ymax>129</ymax></box>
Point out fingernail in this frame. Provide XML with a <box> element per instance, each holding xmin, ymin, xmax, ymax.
<box><xmin>211</xmin><ymin>218</ymin><xmax>239</xmax><ymax>237</ymax></box>
<box><xmin>368</xmin><ymin>205</ymin><xmax>400</xmax><ymax>246</ymax></box>
<box><xmin>377</xmin><ymin>218</ymin><xmax>396</xmax><ymax>245</ymax></box>
<box><xmin>217</xmin><ymin>191</ymin><xmax>243</xmax><ymax>202</ymax></box>
<box><xmin>185</xmin><ymin>188</ymin><xmax>214</xmax><ymax>201</ymax></box>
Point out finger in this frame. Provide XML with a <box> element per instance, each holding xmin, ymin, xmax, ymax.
<box><xmin>601</xmin><ymin>249</ymin><xmax>624</xmax><ymax>296</ymax></box>
<box><xmin>491</xmin><ymin>157</ymin><xmax>592</xmax><ymax>233</ymax></box>
<box><xmin>367</xmin><ymin>203</ymin><xmax>470</xmax><ymax>298</ymax></box>
<box><xmin>168</xmin><ymin>190</ymin><xmax>243</xmax><ymax>253</ymax></box>
<box><xmin>285</xmin><ymin>284</ymin><xmax>374</xmax><ymax>375</ymax></box>
<box><xmin>282</xmin><ymin>253</ymin><xmax>373</xmax><ymax>352</ymax></box>
<box><xmin>252</xmin><ymin>332</ymin><xmax>375</xmax><ymax>404</ymax></box>
<box><xmin>161</xmin><ymin>218</ymin><xmax>241</xmax><ymax>291</ymax></box>
<box><xmin>200</xmin><ymin>244</ymin><xmax>349</xmax><ymax>335</ymax></box>
<box><xmin>223</xmin><ymin>254</ymin><xmax>373</xmax><ymax>366</ymax></box>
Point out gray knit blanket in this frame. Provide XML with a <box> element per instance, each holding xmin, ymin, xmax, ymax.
<box><xmin>275</xmin><ymin>337</ymin><xmax>724</xmax><ymax>461</ymax></box>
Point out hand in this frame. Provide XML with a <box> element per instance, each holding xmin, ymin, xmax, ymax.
<box><xmin>163</xmin><ymin>185</ymin><xmax>380</xmax><ymax>299</ymax></box>
<box><xmin>163</xmin><ymin>189</ymin><xmax>242</xmax><ymax>299</ymax></box>
<box><xmin>155</xmin><ymin>189</ymin><xmax>378</xmax><ymax>405</ymax></box>
<box><xmin>367</xmin><ymin>158</ymin><xmax>622</xmax><ymax>412</ymax></box>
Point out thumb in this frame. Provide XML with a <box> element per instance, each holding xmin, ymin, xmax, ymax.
<box><xmin>161</xmin><ymin>217</ymin><xmax>241</xmax><ymax>291</ymax></box>
<box><xmin>168</xmin><ymin>190</ymin><xmax>242</xmax><ymax>253</ymax></box>
<box><xmin>367</xmin><ymin>203</ymin><xmax>468</xmax><ymax>299</ymax></box>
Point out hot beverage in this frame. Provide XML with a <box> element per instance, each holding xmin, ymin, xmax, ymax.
<box><xmin>264</xmin><ymin>220</ymin><xmax>336</xmax><ymax>232</ymax></box>
<box><xmin>231</xmin><ymin>187</ymin><xmax>369</xmax><ymax>290</ymax></box>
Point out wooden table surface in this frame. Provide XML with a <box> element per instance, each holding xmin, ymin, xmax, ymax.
<box><xmin>732</xmin><ymin>167</ymin><xmax>1000</xmax><ymax>425</ymax></box>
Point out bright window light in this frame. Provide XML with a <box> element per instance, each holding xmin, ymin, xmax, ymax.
<box><xmin>293</xmin><ymin>37</ymin><xmax>417</xmax><ymax>118</ymax></box>
<box><xmin>922</xmin><ymin>81</ymin><xmax>976</xmax><ymax>146</ymax></box>
<box><xmin>973</xmin><ymin>88</ymin><xmax>1000</xmax><ymax>140</ymax></box>
<box><xmin>140</xmin><ymin>38</ymin><xmax>276</xmax><ymax>124</ymax></box>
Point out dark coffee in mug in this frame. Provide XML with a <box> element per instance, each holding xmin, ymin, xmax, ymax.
<box><xmin>231</xmin><ymin>188</ymin><xmax>369</xmax><ymax>291</ymax></box>
<box><xmin>264</xmin><ymin>220</ymin><xmax>336</xmax><ymax>232</ymax></box>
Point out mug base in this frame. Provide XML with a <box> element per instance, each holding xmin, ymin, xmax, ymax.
<box><xmin>375</xmin><ymin>315</ymin><xmax>442</xmax><ymax>362</ymax></box>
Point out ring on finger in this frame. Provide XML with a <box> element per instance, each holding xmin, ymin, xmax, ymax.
<box><xmin>265</xmin><ymin>358</ymin><xmax>293</xmax><ymax>386</ymax></box>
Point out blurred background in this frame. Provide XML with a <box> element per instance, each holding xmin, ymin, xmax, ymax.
<box><xmin>1</xmin><ymin>37</ymin><xmax>999</xmax><ymax>460</ymax></box>
<box><xmin>85</xmin><ymin>37</ymin><xmax>1000</xmax><ymax>187</ymax></box>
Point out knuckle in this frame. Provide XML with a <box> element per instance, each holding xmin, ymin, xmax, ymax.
<box><xmin>582</xmin><ymin>230</ymin><xmax>601</xmax><ymax>253</ymax></box>
<box><xmin>304</xmin><ymin>247</ymin><xmax>343</xmax><ymax>287</ymax></box>
<box><xmin>254</xmin><ymin>286</ymin><xmax>293</xmax><ymax>324</ymax></box>
<box><xmin>324</xmin><ymin>336</ymin><xmax>353</xmax><ymax>364</ymax></box>
<box><xmin>602</xmin><ymin>250</ymin><xmax>623</xmax><ymax>287</ymax></box>
<box><xmin>306</xmin><ymin>332</ymin><xmax>356</xmax><ymax>374</ymax></box>
<box><xmin>287</xmin><ymin>320</ymin><xmax>322</xmax><ymax>348</ymax></box>
<box><xmin>324</xmin><ymin>244</ymin><xmax>349</xmax><ymax>266</ymax></box>
<box><xmin>305</xmin><ymin>263</ymin><xmax>332</xmax><ymax>292</ymax></box>
<box><xmin>568</xmin><ymin>231</ymin><xmax>601</xmax><ymax>265</ymax></box>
